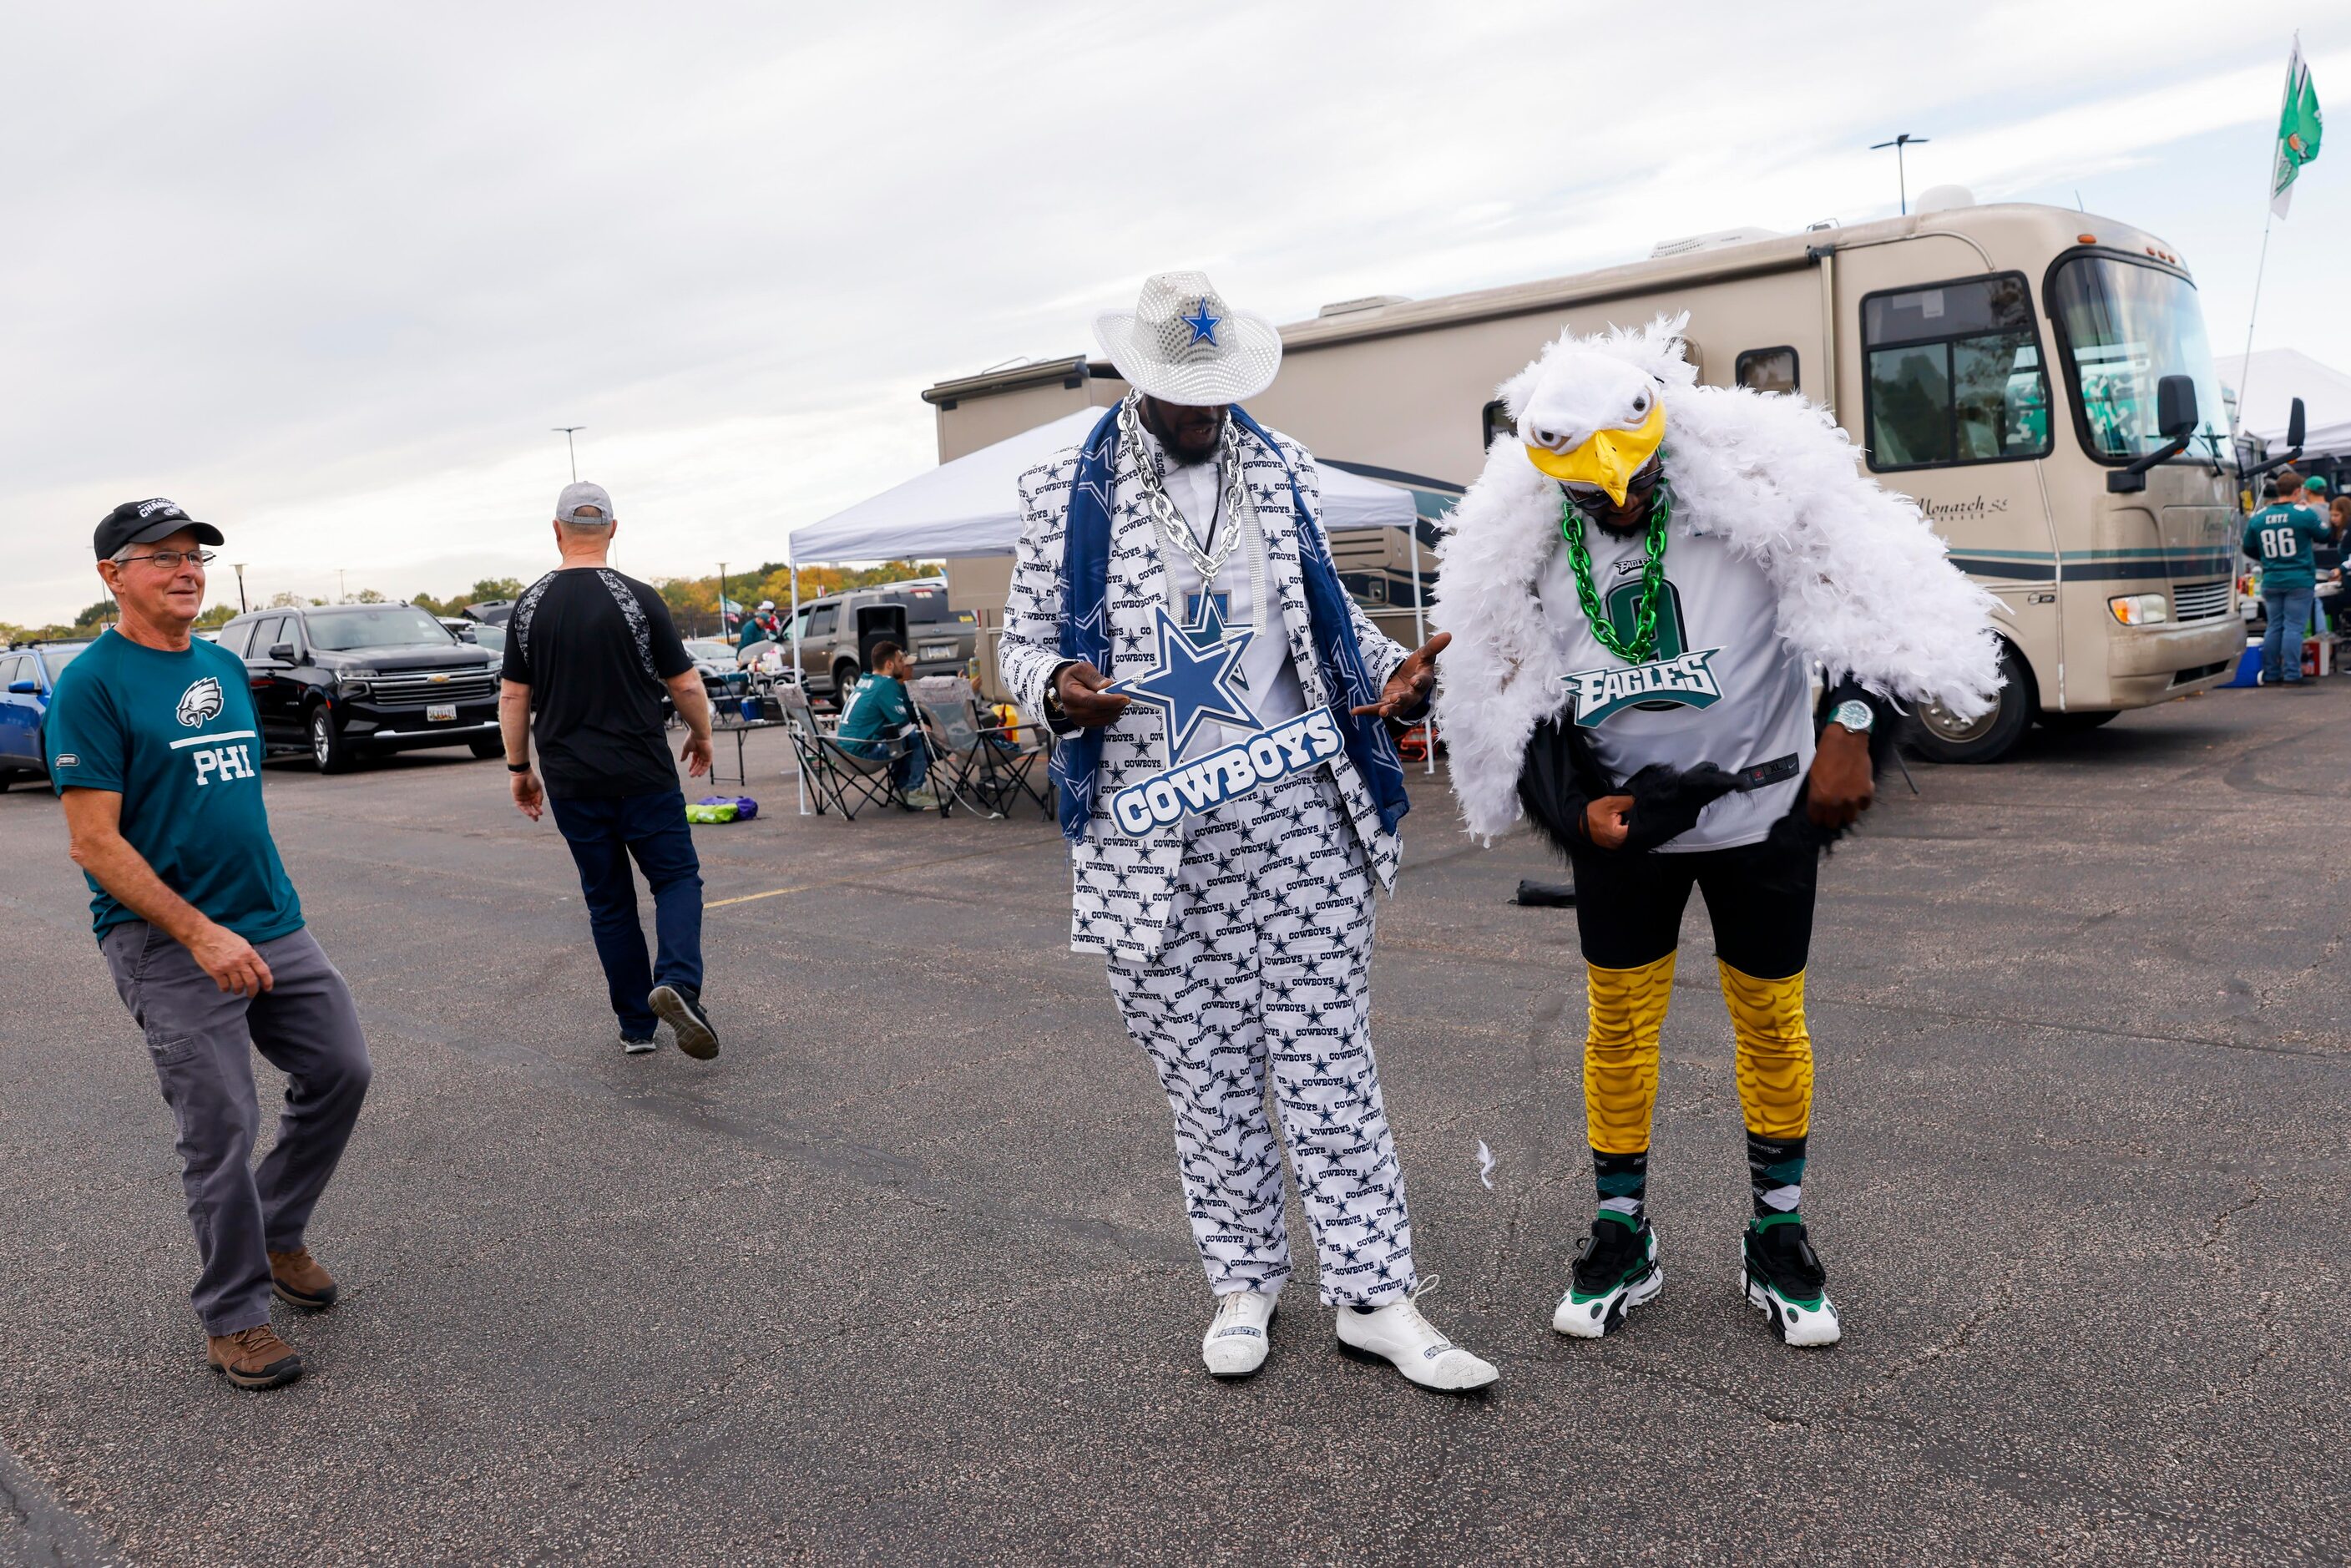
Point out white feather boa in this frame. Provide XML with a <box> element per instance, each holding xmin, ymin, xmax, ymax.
<box><xmin>1434</xmin><ymin>315</ymin><xmax>2004</xmax><ymax>840</ymax></box>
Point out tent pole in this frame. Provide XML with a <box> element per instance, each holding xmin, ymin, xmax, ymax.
<box><xmin>789</xmin><ymin>548</ymin><xmax>809</xmax><ymax>817</ymax></box>
<box><xmin>1409</xmin><ymin>524</ymin><xmax>1435</xmax><ymax>775</ymax></box>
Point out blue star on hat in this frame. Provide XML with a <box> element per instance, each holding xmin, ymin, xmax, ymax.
<box><xmin>1110</xmin><ymin>604</ymin><xmax>1257</xmax><ymax>759</ymax></box>
<box><xmin>1181</xmin><ymin>298</ymin><xmax>1222</xmax><ymax>346</ymax></box>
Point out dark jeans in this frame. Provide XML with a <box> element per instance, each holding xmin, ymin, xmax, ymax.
<box><xmin>1565</xmin><ymin>830</ymin><xmax>1821</xmax><ymax>979</ymax></box>
<box><xmin>99</xmin><ymin>923</ymin><xmax>372</xmax><ymax>1334</ymax></box>
<box><xmin>2263</xmin><ymin>584</ymin><xmax>2316</xmax><ymax>682</ymax></box>
<box><xmin>549</xmin><ymin>788</ymin><xmax>705</xmax><ymax>1037</ymax></box>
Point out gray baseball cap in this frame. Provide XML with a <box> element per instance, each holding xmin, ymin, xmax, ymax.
<box><xmin>555</xmin><ymin>480</ymin><xmax>615</xmax><ymax>526</ymax></box>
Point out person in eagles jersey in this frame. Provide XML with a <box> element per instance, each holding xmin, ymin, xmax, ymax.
<box><xmin>999</xmin><ymin>271</ymin><xmax>1492</xmax><ymax>1393</ymax></box>
<box><xmin>1434</xmin><ymin>316</ymin><xmax>2000</xmax><ymax>1348</ymax></box>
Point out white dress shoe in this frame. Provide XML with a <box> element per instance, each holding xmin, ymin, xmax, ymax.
<box><xmin>1201</xmin><ymin>1290</ymin><xmax>1277</xmax><ymax>1378</ymax></box>
<box><xmin>1333</xmin><ymin>1277</ymin><xmax>1498</xmax><ymax>1392</ymax></box>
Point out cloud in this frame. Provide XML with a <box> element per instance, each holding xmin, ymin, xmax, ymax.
<box><xmin>3</xmin><ymin>1</ymin><xmax>2342</xmax><ymax>620</ymax></box>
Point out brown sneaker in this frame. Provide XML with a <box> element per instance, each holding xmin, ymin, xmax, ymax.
<box><xmin>207</xmin><ymin>1324</ymin><xmax>304</xmax><ymax>1389</ymax></box>
<box><xmin>270</xmin><ymin>1247</ymin><xmax>338</xmax><ymax>1310</ymax></box>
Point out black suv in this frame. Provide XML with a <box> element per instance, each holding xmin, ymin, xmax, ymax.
<box><xmin>216</xmin><ymin>603</ymin><xmax>503</xmax><ymax>773</ymax></box>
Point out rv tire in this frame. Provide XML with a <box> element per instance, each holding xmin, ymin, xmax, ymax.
<box><xmin>1906</xmin><ymin>640</ymin><xmax>2033</xmax><ymax>765</ymax></box>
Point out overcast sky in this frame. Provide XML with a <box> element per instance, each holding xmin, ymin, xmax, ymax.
<box><xmin>3</xmin><ymin>2</ymin><xmax>2344</xmax><ymax>624</ymax></box>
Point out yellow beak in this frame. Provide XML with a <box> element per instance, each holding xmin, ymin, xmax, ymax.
<box><xmin>1524</xmin><ymin>402</ymin><xmax>1666</xmax><ymax>506</ymax></box>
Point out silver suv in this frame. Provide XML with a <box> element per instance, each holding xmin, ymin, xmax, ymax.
<box><xmin>782</xmin><ymin>579</ymin><xmax>976</xmax><ymax>706</ymax></box>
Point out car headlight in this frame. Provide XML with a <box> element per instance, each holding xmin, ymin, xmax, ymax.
<box><xmin>2108</xmin><ymin>593</ymin><xmax>2168</xmax><ymax>626</ymax></box>
<box><xmin>338</xmin><ymin>670</ymin><xmax>377</xmax><ymax>696</ymax></box>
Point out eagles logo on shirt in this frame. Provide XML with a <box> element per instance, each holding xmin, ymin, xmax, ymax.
<box><xmin>1564</xmin><ymin>575</ymin><xmax>1724</xmax><ymax>726</ymax></box>
<box><xmin>176</xmin><ymin>676</ymin><xmax>225</xmax><ymax>728</ymax></box>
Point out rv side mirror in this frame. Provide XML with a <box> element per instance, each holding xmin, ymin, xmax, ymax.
<box><xmin>2287</xmin><ymin>396</ymin><xmax>2307</xmax><ymax>452</ymax></box>
<box><xmin>2156</xmin><ymin>374</ymin><xmax>2197</xmax><ymax>441</ymax></box>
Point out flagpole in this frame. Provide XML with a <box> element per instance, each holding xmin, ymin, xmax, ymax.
<box><xmin>2235</xmin><ymin>210</ymin><xmax>2276</xmax><ymax>424</ymax></box>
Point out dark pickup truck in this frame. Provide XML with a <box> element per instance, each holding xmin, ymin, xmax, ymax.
<box><xmin>215</xmin><ymin>602</ymin><xmax>503</xmax><ymax>773</ymax></box>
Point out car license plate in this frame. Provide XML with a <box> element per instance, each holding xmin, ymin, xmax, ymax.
<box><xmin>427</xmin><ymin>703</ymin><xmax>457</xmax><ymax>722</ymax></box>
<box><xmin>919</xmin><ymin>641</ymin><xmax>956</xmax><ymax>660</ymax></box>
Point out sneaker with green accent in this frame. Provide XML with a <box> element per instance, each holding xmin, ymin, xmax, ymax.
<box><xmin>1742</xmin><ymin>1216</ymin><xmax>1841</xmax><ymax>1347</ymax></box>
<box><xmin>1553</xmin><ymin>1215</ymin><xmax>1662</xmax><ymax>1338</ymax></box>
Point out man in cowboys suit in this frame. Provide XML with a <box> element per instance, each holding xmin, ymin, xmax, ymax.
<box><xmin>999</xmin><ymin>271</ymin><xmax>1494</xmax><ymax>1392</ymax></box>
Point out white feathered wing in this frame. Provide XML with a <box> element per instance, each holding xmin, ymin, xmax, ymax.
<box><xmin>1434</xmin><ymin>316</ymin><xmax>2003</xmax><ymax>840</ymax></box>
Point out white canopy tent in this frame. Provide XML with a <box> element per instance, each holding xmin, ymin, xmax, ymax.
<box><xmin>778</xmin><ymin>407</ymin><xmax>1440</xmax><ymax>781</ymax></box>
<box><xmin>2218</xmin><ymin>349</ymin><xmax>2351</xmax><ymax>454</ymax></box>
<box><xmin>787</xmin><ymin>407</ymin><xmax>1420</xmax><ymax>563</ymax></box>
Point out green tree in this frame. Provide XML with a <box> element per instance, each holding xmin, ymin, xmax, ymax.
<box><xmin>468</xmin><ymin>577</ymin><xmax>524</xmax><ymax>603</ymax></box>
<box><xmin>73</xmin><ymin>599</ymin><xmax>114</xmax><ymax>629</ymax></box>
<box><xmin>352</xmin><ymin>588</ymin><xmax>387</xmax><ymax>604</ymax></box>
<box><xmin>195</xmin><ymin>604</ymin><xmax>238</xmax><ymax>630</ymax></box>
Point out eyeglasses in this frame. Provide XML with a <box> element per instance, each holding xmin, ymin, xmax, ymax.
<box><xmin>115</xmin><ymin>549</ymin><xmax>216</xmax><ymax>570</ymax></box>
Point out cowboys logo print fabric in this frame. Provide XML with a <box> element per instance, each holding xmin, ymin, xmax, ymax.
<box><xmin>1105</xmin><ymin>769</ymin><xmax>1416</xmax><ymax>1308</ymax></box>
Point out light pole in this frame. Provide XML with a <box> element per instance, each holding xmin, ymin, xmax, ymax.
<box><xmin>1869</xmin><ymin>133</ymin><xmax>1930</xmax><ymax>215</ymax></box>
<box><xmin>233</xmin><ymin>563</ymin><xmax>248</xmax><ymax>614</ymax></box>
<box><xmin>552</xmin><ymin>426</ymin><xmax>585</xmax><ymax>482</ymax></box>
<box><xmin>717</xmin><ymin>561</ymin><xmax>728</xmax><ymax>641</ymax></box>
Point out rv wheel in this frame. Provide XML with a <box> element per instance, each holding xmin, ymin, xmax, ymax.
<box><xmin>1906</xmin><ymin>641</ymin><xmax>2033</xmax><ymax>764</ymax></box>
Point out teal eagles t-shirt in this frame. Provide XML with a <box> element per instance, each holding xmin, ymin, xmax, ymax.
<box><xmin>45</xmin><ymin>630</ymin><xmax>305</xmax><ymax>945</ymax></box>
<box><xmin>836</xmin><ymin>674</ymin><xmax>913</xmax><ymax>759</ymax></box>
<box><xmin>2244</xmin><ymin>503</ymin><xmax>2329</xmax><ymax>589</ymax></box>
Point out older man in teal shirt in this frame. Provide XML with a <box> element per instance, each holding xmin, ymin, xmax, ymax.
<box><xmin>2246</xmin><ymin>476</ymin><xmax>2331</xmax><ymax>686</ymax></box>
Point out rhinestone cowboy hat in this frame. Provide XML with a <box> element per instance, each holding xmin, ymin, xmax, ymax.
<box><xmin>1094</xmin><ymin>271</ymin><xmax>1283</xmax><ymax>407</ymax></box>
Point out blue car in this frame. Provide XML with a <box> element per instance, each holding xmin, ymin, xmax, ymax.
<box><xmin>0</xmin><ymin>641</ymin><xmax>92</xmax><ymax>789</ymax></box>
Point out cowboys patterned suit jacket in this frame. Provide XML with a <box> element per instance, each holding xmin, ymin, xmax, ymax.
<box><xmin>1003</xmin><ymin>417</ymin><xmax>1409</xmax><ymax>962</ymax></box>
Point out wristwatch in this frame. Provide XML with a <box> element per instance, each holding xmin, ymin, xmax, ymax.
<box><xmin>1828</xmin><ymin>699</ymin><xmax>1875</xmax><ymax>736</ymax></box>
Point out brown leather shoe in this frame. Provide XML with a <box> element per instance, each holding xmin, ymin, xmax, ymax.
<box><xmin>270</xmin><ymin>1247</ymin><xmax>338</xmax><ymax>1310</ymax></box>
<box><xmin>207</xmin><ymin>1325</ymin><xmax>304</xmax><ymax>1389</ymax></box>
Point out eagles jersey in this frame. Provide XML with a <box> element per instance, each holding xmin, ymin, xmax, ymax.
<box><xmin>1536</xmin><ymin>518</ymin><xmax>1814</xmax><ymax>852</ymax></box>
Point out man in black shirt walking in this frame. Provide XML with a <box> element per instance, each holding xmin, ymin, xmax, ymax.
<box><xmin>500</xmin><ymin>482</ymin><xmax>720</xmax><ymax>1059</ymax></box>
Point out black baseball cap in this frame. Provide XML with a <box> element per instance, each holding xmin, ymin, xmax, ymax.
<box><xmin>94</xmin><ymin>498</ymin><xmax>225</xmax><ymax>559</ymax></box>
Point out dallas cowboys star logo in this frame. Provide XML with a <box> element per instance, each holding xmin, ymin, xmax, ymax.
<box><xmin>1109</xmin><ymin>603</ymin><xmax>1256</xmax><ymax>761</ymax></box>
<box><xmin>1181</xmin><ymin>297</ymin><xmax>1221</xmax><ymax>345</ymax></box>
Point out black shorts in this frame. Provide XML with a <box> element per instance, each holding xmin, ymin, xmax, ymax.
<box><xmin>1565</xmin><ymin>830</ymin><xmax>1819</xmax><ymax>979</ymax></box>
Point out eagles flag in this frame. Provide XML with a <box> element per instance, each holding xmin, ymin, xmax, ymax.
<box><xmin>2272</xmin><ymin>34</ymin><xmax>2323</xmax><ymax>218</ymax></box>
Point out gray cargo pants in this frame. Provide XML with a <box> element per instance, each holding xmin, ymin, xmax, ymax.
<box><xmin>99</xmin><ymin>922</ymin><xmax>372</xmax><ymax>1335</ymax></box>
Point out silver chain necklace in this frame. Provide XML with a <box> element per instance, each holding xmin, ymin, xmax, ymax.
<box><xmin>1121</xmin><ymin>396</ymin><xmax>1248</xmax><ymax>584</ymax></box>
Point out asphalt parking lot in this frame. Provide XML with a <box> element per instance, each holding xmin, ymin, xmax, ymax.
<box><xmin>3</xmin><ymin>685</ymin><xmax>2347</xmax><ymax>1566</ymax></box>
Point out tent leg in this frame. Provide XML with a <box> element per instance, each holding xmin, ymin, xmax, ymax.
<box><xmin>1409</xmin><ymin>529</ymin><xmax>1435</xmax><ymax>775</ymax></box>
<box><xmin>790</xmin><ymin>554</ymin><xmax>810</xmax><ymax>816</ymax></box>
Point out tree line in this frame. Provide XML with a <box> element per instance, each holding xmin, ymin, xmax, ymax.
<box><xmin>8</xmin><ymin>563</ymin><xmax>940</xmax><ymax>647</ymax></box>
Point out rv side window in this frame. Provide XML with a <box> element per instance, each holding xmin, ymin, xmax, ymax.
<box><xmin>1736</xmin><ymin>347</ymin><xmax>1799</xmax><ymax>395</ymax></box>
<box><xmin>1861</xmin><ymin>273</ymin><xmax>2051</xmax><ymax>471</ymax></box>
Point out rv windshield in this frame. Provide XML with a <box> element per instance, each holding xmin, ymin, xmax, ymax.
<box><xmin>2047</xmin><ymin>257</ymin><xmax>2231</xmax><ymax>467</ymax></box>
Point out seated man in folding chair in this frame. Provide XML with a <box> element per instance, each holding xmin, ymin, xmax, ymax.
<box><xmin>836</xmin><ymin>641</ymin><xmax>936</xmax><ymax>810</ymax></box>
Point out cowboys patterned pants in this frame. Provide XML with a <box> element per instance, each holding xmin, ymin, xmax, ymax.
<box><xmin>1106</xmin><ymin>768</ymin><xmax>1416</xmax><ymax>1308</ymax></box>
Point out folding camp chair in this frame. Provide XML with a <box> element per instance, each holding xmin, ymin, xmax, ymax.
<box><xmin>911</xmin><ymin>679</ymin><xmax>1053</xmax><ymax>819</ymax></box>
<box><xmin>909</xmin><ymin>680</ymin><xmax>998</xmax><ymax>818</ymax></box>
<box><xmin>975</xmin><ymin>702</ymin><xmax>1054</xmax><ymax>819</ymax></box>
<box><xmin>779</xmin><ymin>683</ymin><xmax>915</xmax><ymax>821</ymax></box>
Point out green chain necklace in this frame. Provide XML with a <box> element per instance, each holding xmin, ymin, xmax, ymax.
<box><xmin>1560</xmin><ymin>476</ymin><xmax>1672</xmax><ymax>664</ymax></box>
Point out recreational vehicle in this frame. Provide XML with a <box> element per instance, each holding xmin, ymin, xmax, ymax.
<box><xmin>924</xmin><ymin>195</ymin><xmax>2242</xmax><ymax>761</ymax></box>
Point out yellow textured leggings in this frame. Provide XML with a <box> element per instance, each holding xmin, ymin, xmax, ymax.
<box><xmin>1581</xmin><ymin>956</ymin><xmax>1813</xmax><ymax>1149</ymax></box>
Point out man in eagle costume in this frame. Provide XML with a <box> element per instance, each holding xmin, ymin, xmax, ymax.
<box><xmin>1435</xmin><ymin>316</ymin><xmax>2000</xmax><ymax>1347</ymax></box>
<box><xmin>999</xmin><ymin>271</ymin><xmax>1494</xmax><ymax>1393</ymax></box>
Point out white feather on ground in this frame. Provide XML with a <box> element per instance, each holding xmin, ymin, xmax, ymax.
<box><xmin>1434</xmin><ymin>315</ymin><xmax>2004</xmax><ymax>840</ymax></box>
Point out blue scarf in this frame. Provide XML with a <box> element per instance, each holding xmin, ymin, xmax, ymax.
<box><xmin>1050</xmin><ymin>402</ymin><xmax>1411</xmax><ymax>842</ymax></box>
